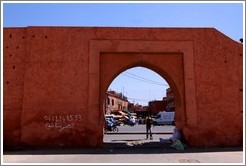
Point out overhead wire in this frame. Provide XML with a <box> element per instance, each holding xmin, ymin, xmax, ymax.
<box><xmin>112</xmin><ymin>71</ymin><xmax>169</xmax><ymax>104</ymax></box>
<box><xmin>127</xmin><ymin>97</ymin><xmax>150</xmax><ymax>102</ymax></box>
<box><xmin>122</xmin><ymin>72</ymin><xmax>169</xmax><ymax>86</ymax></box>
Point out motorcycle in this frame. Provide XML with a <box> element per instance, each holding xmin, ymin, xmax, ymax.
<box><xmin>104</xmin><ymin>119</ymin><xmax>119</xmax><ymax>133</ymax></box>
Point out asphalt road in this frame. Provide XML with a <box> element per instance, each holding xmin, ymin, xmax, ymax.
<box><xmin>106</xmin><ymin>124</ymin><xmax>175</xmax><ymax>133</ymax></box>
<box><xmin>104</xmin><ymin>124</ymin><xmax>174</xmax><ymax>142</ymax></box>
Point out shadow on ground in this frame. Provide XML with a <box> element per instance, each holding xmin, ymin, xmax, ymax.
<box><xmin>4</xmin><ymin>141</ymin><xmax>243</xmax><ymax>155</ymax></box>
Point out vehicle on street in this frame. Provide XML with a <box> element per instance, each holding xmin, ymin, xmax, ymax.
<box><xmin>104</xmin><ymin>118</ymin><xmax>119</xmax><ymax>133</ymax></box>
<box><xmin>152</xmin><ymin>111</ymin><xmax>175</xmax><ymax>126</ymax></box>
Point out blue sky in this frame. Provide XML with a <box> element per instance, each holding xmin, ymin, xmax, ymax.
<box><xmin>2</xmin><ymin>2</ymin><xmax>244</xmax><ymax>106</ymax></box>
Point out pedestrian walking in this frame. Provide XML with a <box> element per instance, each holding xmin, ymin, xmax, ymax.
<box><xmin>146</xmin><ymin>116</ymin><xmax>153</xmax><ymax>140</ymax></box>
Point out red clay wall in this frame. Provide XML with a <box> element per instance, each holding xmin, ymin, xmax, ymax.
<box><xmin>3</xmin><ymin>28</ymin><xmax>26</xmax><ymax>147</ymax></box>
<box><xmin>3</xmin><ymin>27</ymin><xmax>243</xmax><ymax>148</ymax></box>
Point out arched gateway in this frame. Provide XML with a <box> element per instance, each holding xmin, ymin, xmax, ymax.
<box><xmin>3</xmin><ymin>27</ymin><xmax>243</xmax><ymax>148</ymax></box>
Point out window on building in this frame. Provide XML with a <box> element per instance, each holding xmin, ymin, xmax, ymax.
<box><xmin>118</xmin><ymin>104</ymin><xmax>122</xmax><ymax>110</ymax></box>
<box><xmin>107</xmin><ymin>97</ymin><xmax>110</xmax><ymax>105</ymax></box>
<box><xmin>112</xmin><ymin>99</ymin><xmax>114</xmax><ymax>106</ymax></box>
<box><xmin>118</xmin><ymin>101</ymin><xmax>122</xmax><ymax>110</ymax></box>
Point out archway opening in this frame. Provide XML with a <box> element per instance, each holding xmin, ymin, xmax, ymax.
<box><xmin>103</xmin><ymin>66</ymin><xmax>177</xmax><ymax>146</ymax></box>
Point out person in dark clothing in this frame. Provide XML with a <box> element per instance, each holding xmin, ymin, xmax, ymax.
<box><xmin>146</xmin><ymin>116</ymin><xmax>153</xmax><ymax>140</ymax></box>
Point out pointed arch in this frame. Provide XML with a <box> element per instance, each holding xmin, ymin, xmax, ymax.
<box><xmin>104</xmin><ymin>61</ymin><xmax>181</xmax><ymax>109</ymax></box>
<box><xmin>99</xmin><ymin>52</ymin><xmax>186</xmax><ymax>130</ymax></box>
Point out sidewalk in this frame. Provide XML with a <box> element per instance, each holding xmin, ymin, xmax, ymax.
<box><xmin>3</xmin><ymin>141</ymin><xmax>244</xmax><ymax>164</ymax></box>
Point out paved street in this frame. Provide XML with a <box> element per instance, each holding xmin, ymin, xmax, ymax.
<box><xmin>106</xmin><ymin>124</ymin><xmax>175</xmax><ymax>133</ymax></box>
<box><xmin>104</xmin><ymin>124</ymin><xmax>174</xmax><ymax>143</ymax></box>
<box><xmin>2</xmin><ymin>125</ymin><xmax>244</xmax><ymax>164</ymax></box>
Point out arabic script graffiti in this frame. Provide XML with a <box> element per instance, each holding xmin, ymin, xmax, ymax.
<box><xmin>45</xmin><ymin>122</ymin><xmax>74</xmax><ymax>132</ymax></box>
<box><xmin>44</xmin><ymin>114</ymin><xmax>82</xmax><ymax>132</ymax></box>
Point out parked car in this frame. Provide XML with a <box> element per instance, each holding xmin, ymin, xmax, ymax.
<box><xmin>152</xmin><ymin>111</ymin><xmax>175</xmax><ymax>125</ymax></box>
